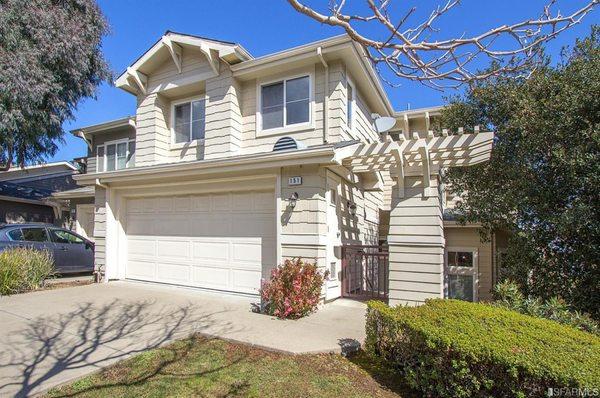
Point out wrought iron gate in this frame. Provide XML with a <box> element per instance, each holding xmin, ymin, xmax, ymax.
<box><xmin>341</xmin><ymin>245</ymin><xmax>389</xmax><ymax>301</ymax></box>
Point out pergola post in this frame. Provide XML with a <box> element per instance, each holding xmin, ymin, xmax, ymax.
<box><xmin>387</xmin><ymin>172</ymin><xmax>445</xmax><ymax>306</ymax></box>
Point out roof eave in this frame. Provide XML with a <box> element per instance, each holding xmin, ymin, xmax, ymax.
<box><xmin>71</xmin><ymin>116</ymin><xmax>136</xmax><ymax>136</ymax></box>
<box><xmin>75</xmin><ymin>145</ymin><xmax>339</xmax><ymax>185</ymax></box>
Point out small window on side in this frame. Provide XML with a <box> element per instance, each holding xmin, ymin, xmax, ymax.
<box><xmin>8</xmin><ymin>229</ymin><xmax>24</xmax><ymax>241</ymax></box>
<box><xmin>21</xmin><ymin>228</ymin><xmax>49</xmax><ymax>242</ymax></box>
<box><xmin>51</xmin><ymin>229</ymin><xmax>84</xmax><ymax>244</ymax></box>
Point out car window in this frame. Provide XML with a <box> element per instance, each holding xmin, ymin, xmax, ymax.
<box><xmin>21</xmin><ymin>228</ymin><xmax>50</xmax><ymax>242</ymax></box>
<box><xmin>7</xmin><ymin>229</ymin><xmax>24</xmax><ymax>241</ymax></box>
<box><xmin>51</xmin><ymin>229</ymin><xmax>84</xmax><ymax>244</ymax></box>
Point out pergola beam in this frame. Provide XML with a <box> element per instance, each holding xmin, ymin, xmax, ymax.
<box><xmin>340</xmin><ymin>131</ymin><xmax>494</xmax><ymax>177</ymax></box>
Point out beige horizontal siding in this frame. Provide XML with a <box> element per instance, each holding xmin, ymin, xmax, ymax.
<box><xmin>388</xmin><ymin>175</ymin><xmax>444</xmax><ymax>306</ymax></box>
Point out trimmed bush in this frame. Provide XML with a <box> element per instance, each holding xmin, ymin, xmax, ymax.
<box><xmin>0</xmin><ymin>247</ymin><xmax>54</xmax><ymax>295</ymax></box>
<box><xmin>493</xmin><ymin>280</ymin><xmax>599</xmax><ymax>335</ymax></box>
<box><xmin>260</xmin><ymin>258</ymin><xmax>328</xmax><ymax>319</ymax></box>
<box><xmin>365</xmin><ymin>299</ymin><xmax>600</xmax><ymax>398</ymax></box>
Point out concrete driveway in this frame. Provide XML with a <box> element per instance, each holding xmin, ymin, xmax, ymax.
<box><xmin>0</xmin><ymin>281</ymin><xmax>366</xmax><ymax>397</ymax></box>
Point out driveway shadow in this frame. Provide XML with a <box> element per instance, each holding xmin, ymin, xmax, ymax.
<box><xmin>0</xmin><ymin>299</ymin><xmax>240</xmax><ymax>397</ymax></box>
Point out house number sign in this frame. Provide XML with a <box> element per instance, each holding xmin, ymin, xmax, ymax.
<box><xmin>288</xmin><ymin>176</ymin><xmax>302</xmax><ymax>186</ymax></box>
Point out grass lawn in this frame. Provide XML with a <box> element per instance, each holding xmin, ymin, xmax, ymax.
<box><xmin>45</xmin><ymin>335</ymin><xmax>417</xmax><ymax>398</ymax></box>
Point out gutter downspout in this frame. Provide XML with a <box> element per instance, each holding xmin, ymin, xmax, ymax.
<box><xmin>317</xmin><ymin>47</ymin><xmax>329</xmax><ymax>144</ymax></box>
<box><xmin>95</xmin><ymin>178</ymin><xmax>108</xmax><ymax>190</ymax></box>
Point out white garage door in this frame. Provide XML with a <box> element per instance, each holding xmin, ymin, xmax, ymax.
<box><xmin>125</xmin><ymin>190</ymin><xmax>276</xmax><ymax>295</ymax></box>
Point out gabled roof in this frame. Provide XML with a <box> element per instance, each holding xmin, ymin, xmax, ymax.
<box><xmin>115</xmin><ymin>31</ymin><xmax>252</xmax><ymax>95</ymax></box>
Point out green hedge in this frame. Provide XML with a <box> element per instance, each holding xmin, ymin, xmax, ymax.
<box><xmin>0</xmin><ymin>247</ymin><xmax>54</xmax><ymax>295</ymax></box>
<box><xmin>365</xmin><ymin>299</ymin><xmax>600</xmax><ymax>398</ymax></box>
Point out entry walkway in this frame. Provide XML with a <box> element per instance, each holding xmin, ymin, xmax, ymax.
<box><xmin>0</xmin><ymin>281</ymin><xmax>366</xmax><ymax>397</ymax></box>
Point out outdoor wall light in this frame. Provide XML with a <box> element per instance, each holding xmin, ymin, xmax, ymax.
<box><xmin>289</xmin><ymin>192</ymin><xmax>299</xmax><ymax>208</ymax></box>
<box><xmin>347</xmin><ymin>200</ymin><xmax>357</xmax><ymax>216</ymax></box>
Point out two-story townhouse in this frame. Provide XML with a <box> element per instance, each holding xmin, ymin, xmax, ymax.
<box><xmin>63</xmin><ymin>32</ymin><xmax>503</xmax><ymax>305</ymax></box>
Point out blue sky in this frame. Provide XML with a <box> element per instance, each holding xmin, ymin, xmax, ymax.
<box><xmin>52</xmin><ymin>0</ymin><xmax>598</xmax><ymax>162</ymax></box>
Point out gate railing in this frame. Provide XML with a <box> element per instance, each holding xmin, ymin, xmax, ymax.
<box><xmin>341</xmin><ymin>245</ymin><xmax>389</xmax><ymax>301</ymax></box>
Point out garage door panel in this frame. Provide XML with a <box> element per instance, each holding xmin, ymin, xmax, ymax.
<box><xmin>192</xmin><ymin>241</ymin><xmax>230</xmax><ymax>262</ymax></box>
<box><xmin>232</xmin><ymin>192</ymin><xmax>253</xmax><ymax>211</ymax></box>
<box><xmin>172</xmin><ymin>196</ymin><xmax>191</xmax><ymax>211</ymax></box>
<box><xmin>191</xmin><ymin>196</ymin><xmax>210</xmax><ymax>211</ymax></box>
<box><xmin>128</xmin><ymin>237</ymin><xmax>157</xmax><ymax>257</ymax></box>
<box><xmin>233</xmin><ymin>215</ymin><xmax>274</xmax><ymax>237</ymax></box>
<box><xmin>231</xmin><ymin>241</ymin><xmax>261</xmax><ymax>263</ymax></box>
<box><xmin>156</xmin><ymin>262</ymin><xmax>190</xmax><ymax>283</ymax></box>
<box><xmin>232</xmin><ymin>269</ymin><xmax>262</xmax><ymax>293</ymax></box>
<box><xmin>127</xmin><ymin>259</ymin><xmax>156</xmax><ymax>280</ymax></box>
<box><xmin>157</xmin><ymin>240</ymin><xmax>190</xmax><ymax>259</ymax></box>
<box><xmin>212</xmin><ymin>193</ymin><xmax>231</xmax><ymax>211</ymax></box>
<box><xmin>191</xmin><ymin>266</ymin><xmax>230</xmax><ymax>289</ymax></box>
<box><xmin>204</xmin><ymin>215</ymin><xmax>231</xmax><ymax>235</ymax></box>
<box><xmin>125</xmin><ymin>189</ymin><xmax>275</xmax><ymax>295</ymax></box>
<box><xmin>254</xmin><ymin>192</ymin><xmax>275</xmax><ymax>211</ymax></box>
<box><xmin>154</xmin><ymin>215</ymin><xmax>190</xmax><ymax>236</ymax></box>
<box><xmin>127</xmin><ymin>215</ymin><xmax>155</xmax><ymax>235</ymax></box>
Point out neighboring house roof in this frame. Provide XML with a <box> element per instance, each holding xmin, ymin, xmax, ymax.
<box><xmin>0</xmin><ymin>161</ymin><xmax>77</xmax><ymax>182</ymax></box>
<box><xmin>71</xmin><ymin>116</ymin><xmax>136</xmax><ymax>137</ymax></box>
<box><xmin>394</xmin><ymin>105</ymin><xmax>444</xmax><ymax>119</ymax></box>
<box><xmin>0</xmin><ymin>162</ymin><xmax>82</xmax><ymax>213</ymax></box>
<box><xmin>0</xmin><ymin>181</ymin><xmax>52</xmax><ymax>201</ymax></box>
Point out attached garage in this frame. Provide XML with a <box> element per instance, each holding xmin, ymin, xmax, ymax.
<box><xmin>123</xmin><ymin>190</ymin><xmax>276</xmax><ymax>295</ymax></box>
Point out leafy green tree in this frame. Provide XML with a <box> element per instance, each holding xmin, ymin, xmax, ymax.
<box><xmin>0</xmin><ymin>0</ymin><xmax>110</xmax><ymax>170</ymax></box>
<box><xmin>442</xmin><ymin>27</ymin><xmax>600</xmax><ymax>318</ymax></box>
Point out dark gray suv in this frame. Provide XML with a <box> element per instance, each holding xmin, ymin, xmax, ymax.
<box><xmin>0</xmin><ymin>223</ymin><xmax>94</xmax><ymax>274</ymax></box>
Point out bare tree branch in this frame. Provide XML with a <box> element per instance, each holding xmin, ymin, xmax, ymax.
<box><xmin>287</xmin><ymin>0</ymin><xmax>598</xmax><ymax>88</ymax></box>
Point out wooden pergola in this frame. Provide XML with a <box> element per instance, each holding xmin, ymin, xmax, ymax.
<box><xmin>337</xmin><ymin>129</ymin><xmax>494</xmax><ymax>199</ymax></box>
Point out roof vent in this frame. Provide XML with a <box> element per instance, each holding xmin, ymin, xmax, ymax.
<box><xmin>273</xmin><ymin>137</ymin><xmax>307</xmax><ymax>152</ymax></box>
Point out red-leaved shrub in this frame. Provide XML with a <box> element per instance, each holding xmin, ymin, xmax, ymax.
<box><xmin>260</xmin><ymin>258</ymin><xmax>328</xmax><ymax>319</ymax></box>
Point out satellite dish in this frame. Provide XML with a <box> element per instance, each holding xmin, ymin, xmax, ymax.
<box><xmin>373</xmin><ymin>116</ymin><xmax>397</xmax><ymax>134</ymax></box>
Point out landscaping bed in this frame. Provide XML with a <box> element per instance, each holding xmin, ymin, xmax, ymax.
<box><xmin>45</xmin><ymin>335</ymin><xmax>416</xmax><ymax>398</ymax></box>
<box><xmin>366</xmin><ymin>299</ymin><xmax>600</xmax><ymax>398</ymax></box>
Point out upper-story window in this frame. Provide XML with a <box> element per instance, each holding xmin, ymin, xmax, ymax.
<box><xmin>260</xmin><ymin>75</ymin><xmax>311</xmax><ymax>131</ymax></box>
<box><xmin>172</xmin><ymin>97</ymin><xmax>205</xmax><ymax>144</ymax></box>
<box><xmin>97</xmin><ymin>139</ymin><xmax>135</xmax><ymax>172</ymax></box>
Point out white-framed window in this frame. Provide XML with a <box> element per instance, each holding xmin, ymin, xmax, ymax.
<box><xmin>96</xmin><ymin>138</ymin><xmax>135</xmax><ymax>172</ymax></box>
<box><xmin>347</xmin><ymin>79</ymin><xmax>355</xmax><ymax>130</ymax></box>
<box><xmin>258</xmin><ymin>74</ymin><xmax>312</xmax><ymax>133</ymax></box>
<box><xmin>445</xmin><ymin>248</ymin><xmax>478</xmax><ymax>302</ymax></box>
<box><xmin>171</xmin><ymin>96</ymin><xmax>206</xmax><ymax>144</ymax></box>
